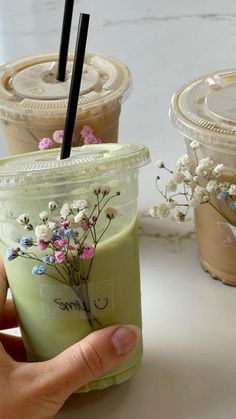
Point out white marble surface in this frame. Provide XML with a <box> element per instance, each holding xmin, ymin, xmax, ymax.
<box><xmin>1</xmin><ymin>1</ymin><xmax>236</xmax><ymax>418</ymax></box>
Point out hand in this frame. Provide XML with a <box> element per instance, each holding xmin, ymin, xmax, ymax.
<box><xmin>0</xmin><ymin>258</ymin><xmax>140</xmax><ymax>419</ymax></box>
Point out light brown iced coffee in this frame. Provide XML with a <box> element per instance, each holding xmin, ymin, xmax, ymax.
<box><xmin>0</xmin><ymin>52</ymin><xmax>132</xmax><ymax>154</ymax></box>
<box><xmin>171</xmin><ymin>69</ymin><xmax>236</xmax><ymax>286</ymax></box>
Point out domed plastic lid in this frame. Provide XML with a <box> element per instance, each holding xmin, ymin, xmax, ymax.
<box><xmin>0</xmin><ymin>144</ymin><xmax>150</xmax><ymax>189</ymax></box>
<box><xmin>170</xmin><ymin>69</ymin><xmax>236</xmax><ymax>149</ymax></box>
<box><xmin>0</xmin><ymin>52</ymin><xmax>132</xmax><ymax>121</ymax></box>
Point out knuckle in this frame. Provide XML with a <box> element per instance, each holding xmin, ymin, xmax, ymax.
<box><xmin>79</xmin><ymin>340</ymin><xmax>104</xmax><ymax>379</ymax></box>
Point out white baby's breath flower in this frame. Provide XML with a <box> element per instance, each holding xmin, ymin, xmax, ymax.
<box><xmin>17</xmin><ymin>213</ymin><xmax>29</xmax><ymax>225</ymax></box>
<box><xmin>35</xmin><ymin>225</ymin><xmax>52</xmax><ymax>242</ymax></box>
<box><xmin>39</xmin><ymin>211</ymin><xmax>49</xmax><ymax>222</ymax></box>
<box><xmin>195</xmin><ymin>157</ymin><xmax>214</xmax><ymax>177</ymax></box>
<box><xmin>172</xmin><ymin>171</ymin><xmax>185</xmax><ymax>184</ymax></box>
<box><xmin>198</xmin><ymin>157</ymin><xmax>213</xmax><ymax>168</ymax></box>
<box><xmin>206</xmin><ymin>180</ymin><xmax>218</xmax><ymax>193</ymax></box>
<box><xmin>72</xmin><ymin>199</ymin><xmax>88</xmax><ymax>211</ymax></box>
<box><xmin>155</xmin><ymin>202</ymin><xmax>170</xmax><ymax>218</ymax></box>
<box><xmin>219</xmin><ymin>182</ymin><xmax>230</xmax><ymax>193</ymax></box>
<box><xmin>195</xmin><ymin>165</ymin><xmax>204</xmax><ymax>176</ymax></box>
<box><xmin>60</xmin><ymin>203</ymin><xmax>71</xmax><ymax>219</ymax></box>
<box><xmin>48</xmin><ymin>201</ymin><xmax>57</xmax><ymax>212</ymax></box>
<box><xmin>155</xmin><ymin>159</ymin><xmax>165</xmax><ymax>168</ymax></box>
<box><xmin>149</xmin><ymin>207</ymin><xmax>159</xmax><ymax>217</ymax></box>
<box><xmin>184</xmin><ymin>173</ymin><xmax>195</xmax><ymax>188</ymax></box>
<box><xmin>91</xmin><ymin>183</ymin><xmax>101</xmax><ymax>195</ymax></box>
<box><xmin>180</xmin><ymin>154</ymin><xmax>195</xmax><ymax>170</ymax></box>
<box><xmin>104</xmin><ymin>207</ymin><xmax>118</xmax><ymax>220</ymax></box>
<box><xmin>189</xmin><ymin>197</ymin><xmax>201</xmax><ymax>208</ymax></box>
<box><xmin>100</xmin><ymin>185</ymin><xmax>111</xmax><ymax>195</ymax></box>
<box><xmin>74</xmin><ymin>209</ymin><xmax>86</xmax><ymax>223</ymax></box>
<box><xmin>195</xmin><ymin>186</ymin><xmax>205</xmax><ymax>195</ymax></box>
<box><xmin>194</xmin><ymin>186</ymin><xmax>207</xmax><ymax>197</ymax></box>
<box><xmin>229</xmin><ymin>184</ymin><xmax>236</xmax><ymax>195</ymax></box>
<box><xmin>166</xmin><ymin>179</ymin><xmax>177</xmax><ymax>192</ymax></box>
<box><xmin>176</xmin><ymin>158</ymin><xmax>183</xmax><ymax>171</ymax></box>
<box><xmin>166</xmin><ymin>199</ymin><xmax>177</xmax><ymax>209</ymax></box>
<box><xmin>175</xmin><ymin>211</ymin><xmax>185</xmax><ymax>222</ymax></box>
<box><xmin>213</xmin><ymin>164</ymin><xmax>224</xmax><ymax>176</ymax></box>
<box><xmin>190</xmin><ymin>140</ymin><xmax>200</xmax><ymax>149</ymax></box>
<box><xmin>47</xmin><ymin>221</ymin><xmax>57</xmax><ymax>230</ymax></box>
<box><xmin>193</xmin><ymin>187</ymin><xmax>209</xmax><ymax>203</ymax></box>
<box><xmin>193</xmin><ymin>190</ymin><xmax>209</xmax><ymax>203</ymax></box>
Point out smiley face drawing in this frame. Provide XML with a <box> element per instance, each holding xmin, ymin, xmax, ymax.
<box><xmin>88</xmin><ymin>281</ymin><xmax>112</xmax><ymax>317</ymax></box>
<box><xmin>93</xmin><ymin>297</ymin><xmax>109</xmax><ymax>310</ymax></box>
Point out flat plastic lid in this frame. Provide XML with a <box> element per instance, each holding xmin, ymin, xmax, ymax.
<box><xmin>0</xmin><ymin>144</ymin><xmax>150</xmax><ymax>189</ymax></box>
<box><xmin>0</xmin><ymin>52</ymin><xmax>132</xmax><ymax>121</ymax></box>
<box><xmin>170</xmin><ymin>69</ymin><xmax>236</xmax><ymax>148</ymax></box>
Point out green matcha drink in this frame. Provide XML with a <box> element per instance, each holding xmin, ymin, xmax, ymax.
<box><xmin>0</xmin><ymin>52</ymin><xmax>132</xmax><ymax>155</ymax></box>
<box><xmin>0</xmin><ymin>144</ymin><xmax>150</xmax><ymax>392</ymax></box>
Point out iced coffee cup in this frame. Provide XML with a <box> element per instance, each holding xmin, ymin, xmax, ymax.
<box><xmin>0</xmin><ymin>52</ymin><xmax>132</xmax><ymax>155</ymax></box>
<box><xmin>0</xmin><ymin>143</ymin><xmax>150</xmax><ymax>391</ymax></box>
<box><xmin>170</xmin><ymin>69</ymin><xmax>236</xmax><ymax>286</ymax></box>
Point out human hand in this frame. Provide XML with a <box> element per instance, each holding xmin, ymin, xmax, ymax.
<box><xmin>0</xmin><ymin>258</ymin><xmax>140</xmax><ymax>419</ymax></box>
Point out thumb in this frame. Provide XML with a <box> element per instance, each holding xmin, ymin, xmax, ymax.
<box><xmin>39</xmin><ymin>324</ymin><xmax>140</xmax><ymax>397</ymax></box>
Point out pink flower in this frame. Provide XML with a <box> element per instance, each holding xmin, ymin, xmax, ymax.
<box><xmin>59</xmin><ymin>220</ymin><xmax>70</xmax><ymax>228</ymax></box>
<box><xmin>55</xmin><ymin>251</ymin><xmax>65</xmax><ymax>264</ymax></box>
<box><xmin>54</xmin><ymin>239</ymin><xmax>68</xmax><ymax>249</ymax></box>
<box><xmin>37</xmin><ymin>239</ymin><xmax>49</xmax><ymax>250</ymax></box>
<box><xmin>83</xmin><ymin>133</ymin><xmax>101</xmax><ymax>145</ymax></box>
<box><xmin>80</xmin><ymin>125</ymin><xmax>101</xmax><ymax>144</ymax></box>
<box><xmin>81</xmin><ymin>246</ymin><xmax>95</xmax><ymax>260</ymax></box>
<box><xmin>53</xmin><ymin>130</ymin><xmax>64</xmax><ymax>144</ymax></box>
<box><xmin>80</xmin><ymin>219</ymin><xmax>90</xmax><ymax>231</ymax></box>
<box><xmin>80</xmin><ymin>125</ymin><xmax>93</xmax><ymax>139</ymax></box>
<box><xmin>38</xmin><ymin>138</ymin><xmax>53</xmax><ymax>150</ymax></box>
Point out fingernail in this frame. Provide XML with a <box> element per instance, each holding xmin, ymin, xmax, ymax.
<box><xmin>111</xmin><ymin>325</ymin><xmax>141</xmax><ymax>356</ymax></box>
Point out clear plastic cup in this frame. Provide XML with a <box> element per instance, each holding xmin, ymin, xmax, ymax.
<box><xmin>0</xmin><ymin>52</ymin><xmax>132</xmax><ymax>155</ymax></box>
<box><xmin>0</xmin><ymin>143</ymin><xmax>150</xmax><ymax>391</ymax></box>
<box><xmin>170</xmin><ymin>69</ymin><xmax>236</xmax><ymax>286</ymax></box>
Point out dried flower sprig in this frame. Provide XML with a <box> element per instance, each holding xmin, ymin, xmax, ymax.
<box><xmin>6</xmin><ymin>185</ymin><xmax>120</xmax><ymax>326</ymax></box>
<box><xmin>150</xmin><ymin>140</ymin><xmax>236</xmax><ymax>223</ymax></box>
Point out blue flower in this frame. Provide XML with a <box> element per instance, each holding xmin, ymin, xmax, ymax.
<box><xmin>19</xmin><ymin>236</ymin><xmax>33</xmax><ymax>249</ymax></box>
<box><xmin>64</xmin><ymin>228</ymin><xmax>75</xmax><ymax>238</ymax></box>
<box><xmin>42</xmin><ymin>255</ymin><xmax>56</xmax><ymax>265</ymax></box>
<box><xmin>57</xmin><ymin>228</ymin><xmax>65</xmax><ymax>237</ymax></box>
<box><xmin>229</xmin><ymin>201</ymin><xmax>236</xmax><ymax>209</ymax></box>
<box><xmin>52</xmin><ymin>230</ymin><xmax>60</xmax><ymax>241</ymax></box>
<box><xmin>32</xmin><ymin>265</ymin><xmax>46</xmax><ymax>275</ymax></box>
<box><xmin>216</xmin><ymin>192</ymin><xmax>229</xmax><ymax>201</ymax></box>
<box><xmin>5</xmin><ymin>248</ymin><xmax>18</xmax><ymax>261</ymax></box>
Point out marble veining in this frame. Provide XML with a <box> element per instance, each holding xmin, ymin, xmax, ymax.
<box><xmin>0</xmin><ymin>2</ymin><xmax>57</xmax><ymax>19</ymax></box>
<box><xmin>102</xmin><ymin>13</ymin><xmax>236</xmax><ymax>27</ymax></box>
<box><xmin>139</xmin><ymin>226</ymin><xmax>196</xmax><ymax>253</ymax></box>
<box><xmin>138</xmin><ymin>215</ymin><xmax>196</xmax><ymax>254</ymax></box>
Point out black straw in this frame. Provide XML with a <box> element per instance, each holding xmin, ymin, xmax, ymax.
<box><xmin>57</xmin><ymin>0</ymin><xmax>74</xmax><ymax>82</ymax></box>
<box><xmin>60</xmin><ymin>13</ymin><xmax>90</xmax><ymax>159</ymax></box>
